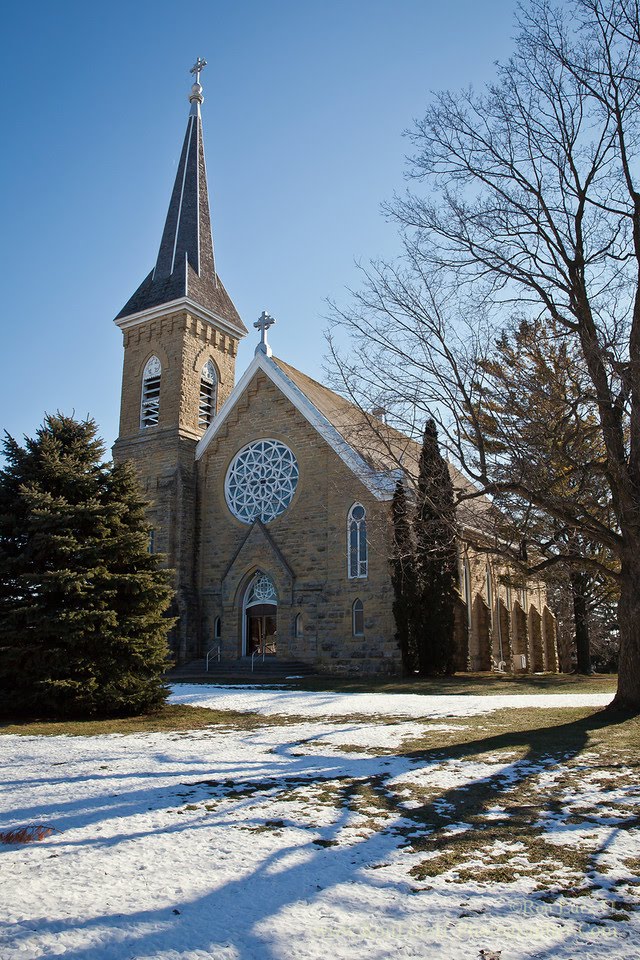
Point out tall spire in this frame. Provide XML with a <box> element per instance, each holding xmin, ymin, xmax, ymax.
<box><xmin>115</xmin><ymin>61</ymin><xmax>246</xmax><ymax>335</ymax></box>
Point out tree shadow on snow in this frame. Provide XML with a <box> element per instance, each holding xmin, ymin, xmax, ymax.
<box><xmin>2</xmin><ymin>707</ymin><xmax>638</xmax><ymax>960</ymax></box>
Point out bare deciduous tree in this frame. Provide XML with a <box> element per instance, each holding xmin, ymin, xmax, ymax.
<box><xmin>328</xmin><ymin>0</ymin><xmax>640</xmax><ymax>710</ymax></box>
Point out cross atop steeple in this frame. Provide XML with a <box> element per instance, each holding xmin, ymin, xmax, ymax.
<box><xmin>190</xmin><ymin>57</ymin><xmax>207</xmax><ymax>84</ymax></box>
<box><xmin>254</xmin><ymin>311</ymin><xmax>276</xmax><ymax>357</ymax></box>
<box><xmin>113</xmin><ymin>60</ymin><xmax>246</xmax><ymax>337</ymax></box>
<box><xmin>189</xmin><ymin>57</ymin><xmax>207</xmax><ymax>111</ymax></box>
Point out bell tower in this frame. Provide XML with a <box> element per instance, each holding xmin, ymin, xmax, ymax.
<box><xmin>113</xmin><ymin>60</ymin><xmax>247</xmax><ymax>661</ymax></box>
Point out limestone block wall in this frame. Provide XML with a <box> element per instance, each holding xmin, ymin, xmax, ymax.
<box><xmin>113</xmin><ymin>310</ymin><xmax>239</xmax><ymax>662</ymax></box>
<box><xmin>117</xmin><ymin>311</ymin><xmax>238</xmax><ymax>442</ymax></box>
<box><xmin>459</xmin><ymin>547</ymin><xmax>559</xmax><ymax>674</ymax></box>
<box><xmin>113</xmin><ymin>430</ymin><xmax>199</xmax><ymax>661</ymax></box>
<box><xmin>197</xmin><ymin>371</ymin><xmax>398</xmax><ymax>674</ymax></box>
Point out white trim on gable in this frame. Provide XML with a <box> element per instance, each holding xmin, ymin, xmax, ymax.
<box><xmin>195</xmin><ymin>353</ymin><xmax>399</xmax><ymax>500</ymax></box>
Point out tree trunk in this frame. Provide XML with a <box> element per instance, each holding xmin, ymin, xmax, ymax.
<box><xmin>571</xmin><ymin>572</ymin><xmax>591</xmax><ymax>675</ymax></box>
<box><xmin>612</xmin><ymin>556</ymin><xmax>640</xmax><ymax>713</ymax></box>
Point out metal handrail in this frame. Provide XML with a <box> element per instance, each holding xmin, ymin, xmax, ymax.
<box><xmin>251</xmin><ymin>642</ymin><xmax>268</xmax><ymax>672</ymax></box>
<box><xmin>205</xmin><ymin>645</ymin><xmax>221</xmax><ymax>672</ymax></box>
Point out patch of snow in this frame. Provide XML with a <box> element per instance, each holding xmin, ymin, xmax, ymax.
<box><xmin>169</xmin><ymin>683</ymin><xmax>613</xmax><ymax>718</ymax></box>
<box><xmin>0</xmin><ymin>687</ymin><xmax>635</xmax><ymax>960</ymax></box>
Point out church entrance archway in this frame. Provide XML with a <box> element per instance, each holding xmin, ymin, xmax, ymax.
<box><xmin>242</xmin><ymin>573</ymin><xmax>278</xmax><ymax>657</ymax></box>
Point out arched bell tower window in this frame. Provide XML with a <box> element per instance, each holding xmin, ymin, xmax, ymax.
<box><xmin>199</xmin><ymin>360</ymin><xmax>218</xmax><ymax>430</ymax></box>
<box><xmin>352</xmin><ymin>599</ymin><xmax>364</xmax><ymax>637</ymax></box>
<box><xmin>140</xmin><ymin>356</ymin><xmax>161</xmax><ymax>428</ymax></box>
<box><xmin>348</xmin><ymin>503</ymin><xmax>368</xmax><ymax>579</ymax></box>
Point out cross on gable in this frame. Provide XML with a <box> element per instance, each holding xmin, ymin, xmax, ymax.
<box><xmin>254</xmin><ymin>310</ymin><xmax>276</xmax><ymax>357</ymax></box>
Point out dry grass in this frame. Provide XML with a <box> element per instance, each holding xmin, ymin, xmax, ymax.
<box><xmin>0</xmin><ymin>704</ymin><xmax>303</xmax><ymax>737</ymax></box>
<box><xmin>285</xmin><ymin>672</ymin><xmax>618</xmax><ymax>697</ymax></box>
<box><xmin>0</xmin><ymin>825</ymin><xmax>57</xmax><ymax>844</ymax></box>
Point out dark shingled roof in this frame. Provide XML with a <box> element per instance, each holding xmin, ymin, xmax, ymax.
<box><xmin>272</xmin><ymin>356</ymin><xmax>496</xmax><ymax>530</ymax></box>
<box><xmin>115</xmin><ymin>100</ymin><xmax>246</xmax><ymax>334</ymax></box>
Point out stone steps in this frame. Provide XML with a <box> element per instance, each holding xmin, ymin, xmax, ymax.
<box><xmin>168</xmin><ymin>658</ymin><xmax>315</xmax><ymax>681</ymax></box>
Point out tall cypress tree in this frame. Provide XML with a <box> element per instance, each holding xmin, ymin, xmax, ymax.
<box><xmin>413</xmin><ymin>419</ymin><xmax>458</xmax><ymax>675</ymax></box>
<box><xmin>0</xmin><ymin>414</ymin><xmax>174</xmax><ymax>718</ymax></box>
<box><xmin>391</xmin><ymin>479</ymin><xmax>418</xmax><ymax>673</ymax></box>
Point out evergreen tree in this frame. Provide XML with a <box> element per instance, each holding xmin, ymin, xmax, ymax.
<box><xmin>0</xmin><ymin>414</ymin><xmax>174</xmax><ymax>718</ymax></box>
<box><xmin>413</xmin><ymin>420</ymin><xmax>458</xmax><ymax>675</ymax></box>
<box><xmin>391</xmin><ymin>479</ymin><xmax>418</xmax><ymax>672</ymax></box>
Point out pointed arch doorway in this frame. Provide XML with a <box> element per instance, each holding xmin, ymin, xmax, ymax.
<box><xmin>242</xmin><ymin>572</ymin><xmax>278</xmax><ymax>657</ymax></box>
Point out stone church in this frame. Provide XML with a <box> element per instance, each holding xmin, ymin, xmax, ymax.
<box><xmin>112</xmin><ymin>65</ymin><xmax>558</xmax><ymax>676</ymax></box>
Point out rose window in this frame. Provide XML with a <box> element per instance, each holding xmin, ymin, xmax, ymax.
<box><xmin>225</xmin><ymin>439</ymin><xmax>299</xmax><ymax>523</ymax></box>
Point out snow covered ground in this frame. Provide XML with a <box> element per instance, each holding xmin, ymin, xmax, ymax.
<box><xmin>169</xmin><ymin>683</ymin><xmax>614</xmax><ymax>718</ymax></box>
<box><xmin>1</xmin><ymin>684</ymin><xmax>637</xmax><ymax>960</ymax></box>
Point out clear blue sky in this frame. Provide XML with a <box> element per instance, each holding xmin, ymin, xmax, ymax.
<box><xmin>1</xmin><ymin>0</ymin><xmax>521</xmax><ymax>454</ymax></box>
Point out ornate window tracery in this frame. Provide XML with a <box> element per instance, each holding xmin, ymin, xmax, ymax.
<box><xmin>348</xmin><ymin>503</ymin><xmax>368</xmax><ymax>579</ymax></box>
<box><xmin>246</xmin><ymin>573</ymin><xmax>278</xmax><ymax>606</ymax></box>
<box><xmin>141</xmin><ymin>356</ymin><xmax>161</xmax><ymax>428</ymax></box>
<box><xmin>199</xmin><ymin>360</ymin><xmax>218</xmax><ymax>430</ymax></box>
<box><xmin>225</xmin><ymin>440</ymin><xmax>299</xmax><ymax>524</ymax></box>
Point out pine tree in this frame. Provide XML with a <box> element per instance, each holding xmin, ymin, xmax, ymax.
<box><xmin>391</xmin><ymin>479</ymin><xmax>418</xmax><ymax>673</ymax></box>
<box><xmin>0</xmin><ymin>414</ymin><xmax>174</xmax><ymax>718</ymax></box>
<box><xmin>413</xmin><ymin>419</ymin><xmax>458</xmax><ymax>675</ymax></box>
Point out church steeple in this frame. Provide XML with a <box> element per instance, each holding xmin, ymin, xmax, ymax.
<box><xmin>115</xmin><ymin>61</ymin><xmax>246</xmax><ymax>336</ymax></box>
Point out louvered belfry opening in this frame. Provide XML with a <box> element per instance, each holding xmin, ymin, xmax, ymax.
<box><xmin>141</xmin><ymin>357</ymin><xmax>162</xmax><ymax>428</ymax></box>
<box><xmin>198</xmin><ymin>360</ymin><xmax>217</xmax><ymax>430</ymax></box>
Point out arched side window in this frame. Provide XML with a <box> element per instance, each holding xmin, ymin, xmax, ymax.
<box><xmin>486</xmin><ymin>565</ymin><xmax>494</xmax><ymax>627</ymax></box>
<box><xmin>294</xmin><ymin>613</ymin><xmax>303</xmax><ymax>639</ymax></box>
<box><xmin>214</xmin><ymin>616</ymin><xmax>221</xmax><ymax>640</ymax></box>
<box><xmin>148</xmin><ymin>528</ymin><xmax>156</xmax><ymax>554</ymax></box>
<box><xmin>199</xmin><ymin>360</ymin><xmax>218</xmax><ymax>430</ymax></box>
<box><xmin>352</xmin><ymin>599</ymin><xmax>364</xmax><ymax>637</ymax></box>
<box><xmin>463</xmin><ymin>558</ymin><xmax>472</xmax><ymax>629</ymax></box>
<box><xmin>348</xmin><ymin>503</ymin><xmax>368</xmax><ymax>579</ymax></box>
<box><xmin>141</xmin><ymin>356</ymin><xmax>161</xmax><ymax>428</ymax></box>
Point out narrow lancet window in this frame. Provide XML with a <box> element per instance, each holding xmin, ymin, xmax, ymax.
<box><xmin>199</xmin><ymin>360</ymin><xmax>218</xmax><ymax>430</ymax></box>
<box><xmin>463</xmin><ymin>558</ymin><xmax>472</xmax><ymax>629</ymax></box>
<box><xmin>348</xmin><ymin>503</ymin><xmax>368</xmax><ymax>579</ymax></box>
<box><xmin>486</xmin><ymin>565</ymin><xmax>494</xmax><ymax>626</ymax></box>
<box><xmin>141</xmin><ymin>356</ymin><xmax>161</xmax><ymax>428</ymax></box>
<box><xmin>352</xmin><ymin>599</ymin><xmax>364</xmax><ymax>637</ymax></box>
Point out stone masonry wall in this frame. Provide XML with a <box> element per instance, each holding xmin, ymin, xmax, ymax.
<box><xmin>117</xmin><ymin>310</ymin><xmax>238</xmax><ymax>441</ymax></box>
<box><xmin>197</xmin><ymin>371</ymin><xmax>398</xmax><ymax>675</ymax></box>
<box><xmin>113</xmin><ymin>310</ymin><xmax>239</xmax><ymax>662</ymax></box>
